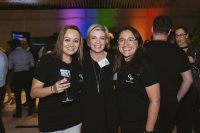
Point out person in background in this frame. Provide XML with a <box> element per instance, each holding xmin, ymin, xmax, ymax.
<box><xmin>175</xmin><ymin>26</ymin><xmax>200</xmax><ymax>133</ymax></box>
<box><xmin>8</xmin><ymin>39</ymin><xmax>35</xmax><ymax>118</ymax></box>
<box><xmin>113</xmin><ymin>26</ymin><xmax>160</xmax><ymax>133</ymax></box>
<box><xmin>20</xmin><ymin>38</ymin><xmax>36</xmax><ymax>109</ymax></box>
<box><xmin>38</xmin><ymin>35</ymin><xmax>57</xmax><ymax>59</ymax></box>
<box><xmin>81</xmin><ymin>24</ymin><xmax>118</xmax><ymax>133</ymax></box>
<box><xmin>20</xmin><ymin>38</ymin><xmax>31</xmax><ymax>51</ymax></box>
<box><xmin>144</xmin><ymin>15</ymin><xmax>193</xmax><ymax>133</ymax></box>
<box><xmin>3</xmin><ymin>41</ymin><xmax>17</xmax><ymax>105</ymax></box>
<box><xmin>168</xmin><ymin>31</ymin><xmax>176</xmax><ymax>45</ymax></box>
<box><xmin>31</xmin><ymin>25</ymin><xmax>84</xmax><ymax>133</ymax></box>
<box><xmin>0</xmin><ymin>49</ymin><xmax>8</xmax><ymax>133</ymax></box>
<box><xmin>37</xmin><ymin>34</ymin><xmax>57</xmax><ymax>60</ymax></box>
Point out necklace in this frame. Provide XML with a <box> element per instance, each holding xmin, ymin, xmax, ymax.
<box><xmin>91</xmin><ymin>58</ymin><xmax>101</xmax><ymax>93</ymax></box>
<box><xmin>180</xmin><ymin>46</ymin><xmax>188</xmax><ymax>49</ymax></box>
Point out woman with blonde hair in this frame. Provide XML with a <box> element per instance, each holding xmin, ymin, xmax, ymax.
<box><xmin>81</xmin><ymin>24</ymin><xmax>118</xmax><ymax>133</ymax></box>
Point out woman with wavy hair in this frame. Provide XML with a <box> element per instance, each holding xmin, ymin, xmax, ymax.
<box><xmin>113</xmin><ymin>26</ymin><xmax>160</xmax><ymax>133</ymax></box>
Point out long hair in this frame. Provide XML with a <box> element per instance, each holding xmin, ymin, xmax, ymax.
<box><xmin>52</xmin><ymin>25</ymin><xmax>83</xmax><ymax>64</ymax></box>
<box><xmin>113</xmin><ymin>26</ymin><xmax>145</xmax><ymax>75</ymax></box>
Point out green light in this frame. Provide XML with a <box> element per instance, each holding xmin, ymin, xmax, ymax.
<box><xmin>98</xmin><ymin>9</ymin><xmax>117</xmax><ymax>28</ymax></box>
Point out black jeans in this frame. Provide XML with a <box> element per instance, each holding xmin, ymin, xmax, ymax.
<box><xmin>158</xmin><ymin>101</ymin><xmax>178</xmax><ymax>133</ymax></box>
<box><xmin>13</xmin><ymin>71</ymin><xmax>34</xmax><ymax>115</ymax></box>
<box><xmin>120</xmin><ymin>121</ymin><xmax>146</xmax><ymax>133</ymax></box>
<box><xmin>176</xmin><ymin>87</ymin><xmax>197</xmax><ymax>133</ymax></box>
<box><xmin>0</xmin><ymin>86</ymin><xmax>5</xmax><ymax>133</ymax></box>
<box><xmin>193</xmin><ymin>92</ymin><xmax>200</xmax><ymax>133</ymax></box>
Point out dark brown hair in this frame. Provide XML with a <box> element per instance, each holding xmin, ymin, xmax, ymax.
<box><xmin>113</xmin><ymin>26</ymin><xmax>145</xmax><ymax>75</ymax></box>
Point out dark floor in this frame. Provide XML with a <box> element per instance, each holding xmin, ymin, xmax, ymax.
<box><xmin>2</xmin><ymin>92</ymin><xmax>181</xmax><ymax>133</ymax></box>
<box><xmin>2</xmin><ymin>92</ymin><xmax>39</xmax><ymax>133</ymax></box>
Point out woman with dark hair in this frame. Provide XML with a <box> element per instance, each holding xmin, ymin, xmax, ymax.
<box><xmin>31</xmin><ymin>25</ymin><xmax>84</xmax><ymax>133</ymax></box>
<box><xmin>113</xmin><ymin>26</ymin><xmax>160</xmax><ymax>133</ymax></box>
<box><xmin>175</xmin><ymin>26</ymin><xmax>200</xmax><ymax>133</ymax></box>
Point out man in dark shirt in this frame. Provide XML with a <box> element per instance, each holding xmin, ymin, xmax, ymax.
<box><xmin>144</xmin><ymin>15</ymin><xmax>193</xmax><ymax>133</ymax></box>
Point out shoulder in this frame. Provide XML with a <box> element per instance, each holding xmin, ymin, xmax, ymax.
<box><xmin>38</xmin><ymin>54</ymin><xmax>57</xmax><ymax>64</ymax></box>
<box><xmin>82</xmin><ymin>51</ymin><xmax>91</xmax><ymax>65</ymax></box>
<box><xmin>144</xmin><ymin>41</ymin><xmax>153</xmax><ymax>47</ymax></box>
<box><xmin>72</xmin><ymin>56</ymin><xmax>81</xmax><ymax>68</ymax></box>
<box><xmin>16</xmin><ymin>47</ymin><xmax>31</xmax><ymax>55</ymax></box>
<box><xmin>0</xmin><ymin>51</ymin><xmax>7</xmax><ymax>58</ymax></box>
<box><xmin>107</xmin><ymin>52</ymin><xmax>115</xmax><ymax>60</ymax></box>
<box><xmin>9</xmin><ymin>49</ymin><xmax>17</xmax><ymax>56</ymax></box>
<box><xmin>159</xmin><ymin>41</ymin><xmax>185</xmax><ymax>54</ymax></box>
<box><xmin>26</xmin><ymin>50</ymin><xmax>33</xmax><ymax>55</ymax></box>
<box><xmin>143</xmin><ymin>40</ymin><xmax>161</xmax><ymax>47</ymax></box>
<box><xmin>143</xmin><ymin>41</ymin><xmax>162</xmax><ymax>52</ymax></box>
<box><xmin>83</xmin><ymin>50</ymin><xmax>90</xmax><ymax>59</ymax></box>
<box><xmin>0</xmin><ymin>52</ymin><xmax>7</xmax><ymax>63</ymax></box>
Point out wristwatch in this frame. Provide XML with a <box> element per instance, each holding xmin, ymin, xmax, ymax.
<box><xmin>144</xmin><ymin>129</ymin><xmax>153</xmax><ymax>133</ymax></box>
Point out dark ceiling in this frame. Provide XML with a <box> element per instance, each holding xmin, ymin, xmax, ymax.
<box><xmin>0</xmin><ymin>0</ymin><xmax>200</xmax><ymax>9</ymax></box>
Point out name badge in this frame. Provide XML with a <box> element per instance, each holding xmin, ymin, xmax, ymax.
<box><xmin>98</xmin><ymin>58</ymin><xmax>110</xmax><ymax>68</ymax></box>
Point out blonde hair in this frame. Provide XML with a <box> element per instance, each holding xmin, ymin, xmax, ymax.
<box><xmin>86</xmin><ymin>24</ymin><xmax>110</xmax><ymax>46</ymax></box>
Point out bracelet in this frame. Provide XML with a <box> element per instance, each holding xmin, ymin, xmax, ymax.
<box><xmin>144</xmin><ymin>129</ymin><xmax>153</xmax><ymax>133</ymax></box>
<box><xmin>50</xmin><ymin>86</ymin><xmax>54</xmax><ymax>94</ymax></box>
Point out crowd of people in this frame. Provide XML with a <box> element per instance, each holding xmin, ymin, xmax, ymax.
<box><xmin>0</xmin><ymin>15</ymin><xmax>200</xmax><ymax>133</ymax></box>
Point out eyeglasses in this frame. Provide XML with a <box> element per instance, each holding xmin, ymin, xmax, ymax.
<box><xmin>175</xmin><ymin>33</ymin><xmax>186</xmax><ymax>38</ymax></box>
<box><xmin>118</xmin><ymin>37</ymin><xmax>137</xmax><ymax>45</ymax></box>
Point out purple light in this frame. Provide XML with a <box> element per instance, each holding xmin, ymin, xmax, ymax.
<box><xmin>59</xmin><ymin>9</ymin><xmax>85</xmax><ymax>37</ymax></box>
<box><xmin>58</xmin><ymin>9</ymin><xmax>98</xmax><ymax>38</ymax></box>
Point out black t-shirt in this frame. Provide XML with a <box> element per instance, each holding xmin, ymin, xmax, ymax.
<box><xmin>81</xmin><ymin>52</ymin><xmax>118</xmax><ymax>133</ymax></box>
<box><xmin>34</xmin><ymin>54</ymin><xmax>83</xmax><ymax>132</ymax></box>
<box><xmin>144</xmin><ymin>41</ymin><xmax>190</xmax><ymax>103</ymax></box>
<box><xmin>115</xmin><ymin>60</ymin><xmax>158</xmax><ymax>123</ymax></box>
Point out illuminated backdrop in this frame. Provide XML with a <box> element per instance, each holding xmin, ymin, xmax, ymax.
<box><xmin>58</xmin><ymin>8</ymin><xmax>166</xmax><ymax>40</ymax></box>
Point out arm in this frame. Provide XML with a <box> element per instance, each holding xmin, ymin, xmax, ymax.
<box><xmin>177</xmin><ymin>70</ymin><xmax>193</xmax><ymax>102</ymax></box>
<box><xmin>29</xmin><ymin>52</ymin><xmax>35</xmax><ymax>68</ymax></box>
<box><xmin>188</xmin><ymin>56</ymin><xmax>195</xmax><ymax>64</ymax></box>
<box><xmin>31</xmin><ymin>78</ymin><xmax>70</xmax><ymax>99</ymax></box>
<box><xmin>0</xmin><ymin>53</ymin><xmax>8</xmax><ymax>85</ymax></box>
<box><xmin>145</xmin><ymin>83</ymin><xmax>160</xmax><ymax>132</ymax></box>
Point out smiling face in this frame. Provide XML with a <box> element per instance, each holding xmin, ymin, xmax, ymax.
<box><xmin>175</xmin><ymin>28</ymin><xmax>188</xmax><ymax>47</ymax></box>
<box><xmin>89</xmin><ymin>29</ymin><xmax>107</xmax><ymax>53</ymax></box>
<box><xmin>118</xmin><ymin>30</ymin><xmax>138</xmax><ymax>62</ymax></box>
<box><xmin>63</xmin><ymin>29</ymin><xmax>80</xmax><ymax>57</ymax></box>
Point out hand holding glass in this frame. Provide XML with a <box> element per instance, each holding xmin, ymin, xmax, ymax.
<box><xmin>60</xmin><ymin>69</ymin><xmax>73</xmax><ymax>103</ymax></box>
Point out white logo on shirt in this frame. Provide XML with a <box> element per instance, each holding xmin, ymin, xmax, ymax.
<box><xmin>78</xmin><ymin>74</ymin><xmax>84</xmax><ymax>82</ymax></box>
<box><xmin>125</xmin><ymin>74</ymin><xmax>134</xmax><ymax>83</ymax></box>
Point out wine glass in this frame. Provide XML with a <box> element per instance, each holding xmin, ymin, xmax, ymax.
<box><xmin>60</xmin><ymin>69</ymin><xmax>73</xmax><ymax>103</ymax></box>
